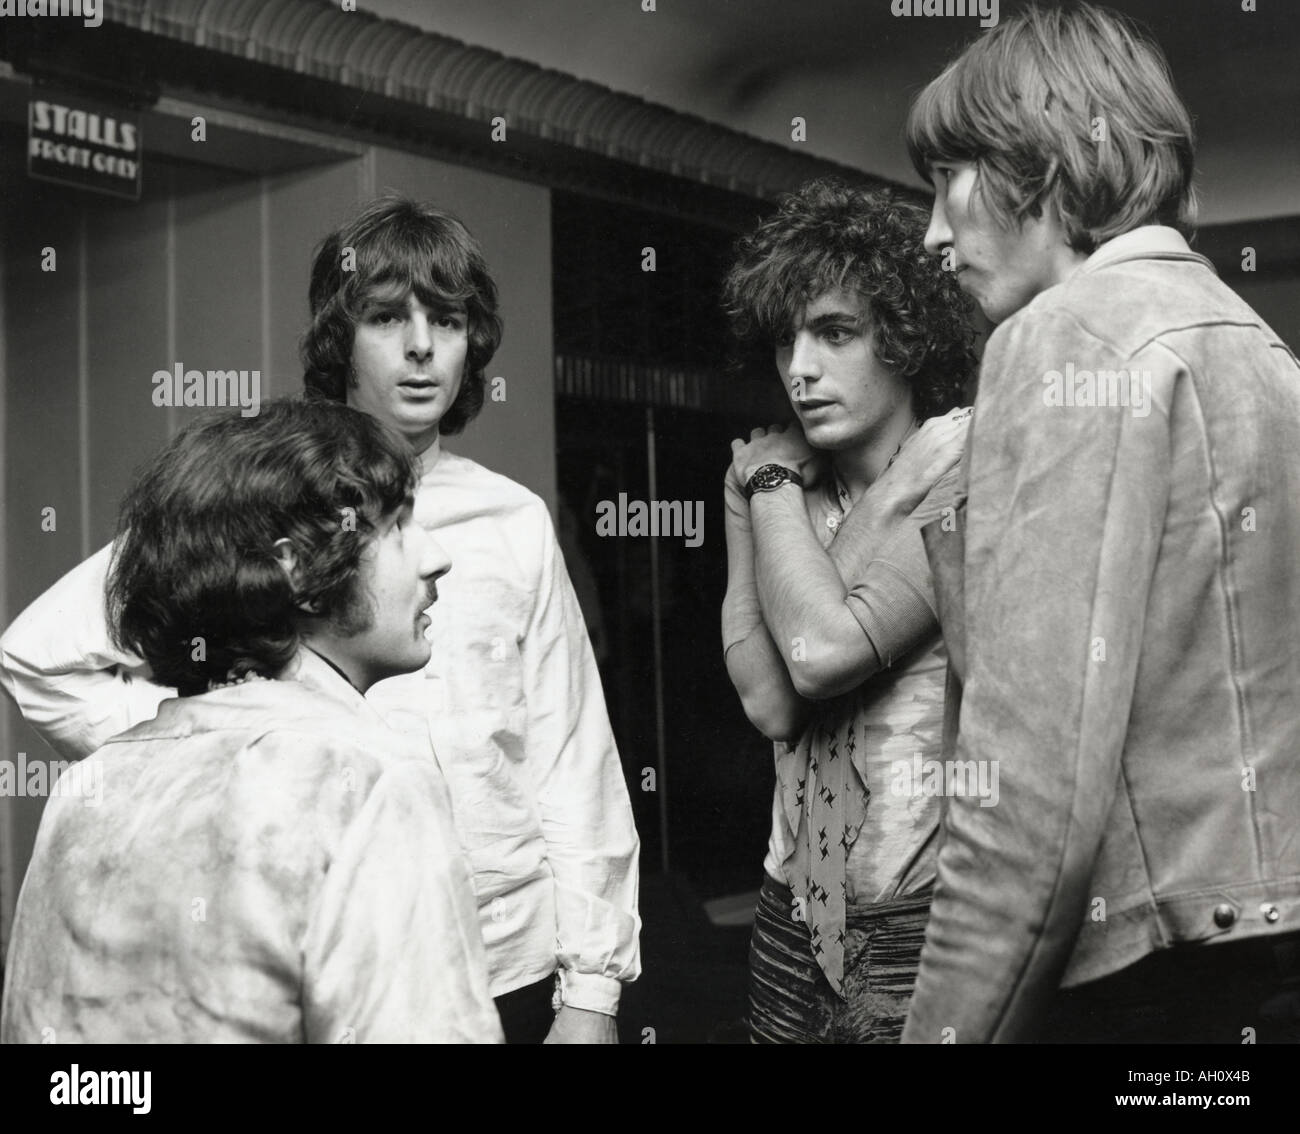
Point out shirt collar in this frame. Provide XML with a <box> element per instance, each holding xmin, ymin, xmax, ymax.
<box><xmin>122</xmin><ymin>646</ymin><xmax>388</xmax><ymax>744</ymax></box>
<box><xmin>416</xmin><ymin>433</ymin><xmax>443</xmax><ymax>478</ymax></box>
<box><xmin>1078</xmin><ymin>225</ymin><xmax>1215</xmax><ymax>276</ymax></box>
<box><xmin>278</xmin><ymin>646</ymin><xmax>372</xmax><ymax>714</ymax></box>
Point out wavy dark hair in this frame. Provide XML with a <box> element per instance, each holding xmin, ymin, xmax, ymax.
<box><xmin>108</xmin><ymin>398</ymin><xmax>417</xmax><ymax>696</ymax></box>
<box><xmin>301</xmin><ymin>195</ymin><xmax>503</xmax><ymax>435</ymax></box>
<box><xmin>722</xmin><ymin>179</ymin><xmax>976</xmax><ymax>418</ymax></box>
<box><xmin>905</xmin><ymin>2</ymin><xmax>1197</xmax><ymax>253</ymax></box>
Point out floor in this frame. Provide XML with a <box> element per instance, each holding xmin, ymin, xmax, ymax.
<box><xmin>616</xmin><ymin>872</ymin><xmax>755</xmax><ymax>1045</ymax></box>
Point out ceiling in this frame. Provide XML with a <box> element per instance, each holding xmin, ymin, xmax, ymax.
<box><xmin>365</xmin><ymin>0</ymin><xmax>1299</xmax><ymax>224</ymax></box>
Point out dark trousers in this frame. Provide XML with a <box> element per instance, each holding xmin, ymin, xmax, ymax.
<box><xmin>494</xmin><ymin>974</ymin><xmax>557</xmax><ymax>1044</ymax></box>
<box><xmin>1042</xmin><ymin>931</ymin><xmax>1300</xmax><ymax>1044</ymax></box>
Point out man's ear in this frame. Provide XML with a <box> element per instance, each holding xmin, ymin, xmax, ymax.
<box><xmin>271</xmin><ymin>537</ymin><xmax>298</xmax><ymax>583</ymax></box>
<box><xmin>272</xmin><ymin>538</ymin><xmax>318</xmax><ymax>614</ymax></box>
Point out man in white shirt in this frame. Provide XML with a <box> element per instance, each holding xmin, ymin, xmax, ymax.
<box><xmin>1</xmin><ymin>196</ymin><xmax>641</xmax><ymax>1043</ymax></box>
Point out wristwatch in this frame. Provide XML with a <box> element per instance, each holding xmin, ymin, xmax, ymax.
<box><xmin>744</xmin><ymin>463</ymin><xmax>804</xmax><ymax>500</ymax></box>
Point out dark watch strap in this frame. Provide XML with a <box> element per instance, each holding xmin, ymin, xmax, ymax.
<box><xmin>744</xmin><ymin>463</ymin><xmax>804</xmax><ymax>500</ymax></box>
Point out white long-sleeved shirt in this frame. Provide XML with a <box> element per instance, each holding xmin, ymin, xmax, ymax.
<box><xmin>0</xmin><ymin>444</ymin><xmax>641</xmax><ymax>1014</ymax></box>
<box><xmin>2</xmin><ymin>649</ymin><xmax>503</xmax><ymax>1043</ymax></box>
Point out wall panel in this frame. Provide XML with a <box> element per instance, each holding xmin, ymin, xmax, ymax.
<box><xmin>171</xmin><ymin>165</ymin><xmax>265</xmax><ymax>421</ymax></box>
<box><xmin>264</xmin><ymin>160</ymin><xmax>369</xmax><ymax>397</ymax></box>
<box><xmin>85</xmin><ymin>177</ymin><xmax>176</xmax><ymax>549</ymax></box>
<box><xmin>2</xmin><ymin>164</ymin><xmax>90</xmax><ymax>956</ymax></box>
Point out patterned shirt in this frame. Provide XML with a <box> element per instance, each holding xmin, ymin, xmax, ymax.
<box><xmin>763</xmin><ymin>466</ymin><xmax>959</xmax><ymax>990</ymax></box>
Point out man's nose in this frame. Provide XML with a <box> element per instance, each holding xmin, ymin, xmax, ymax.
<box><xmin>787</xmin><ymin>331</ymin><xmax>821</xmax><ymax>381</ymax></box>
<box><xmin>405</xmin><ymin>312</ymin><xmax>433</xmax><ymax>360</ymax></box>
<box><xmin>418</xmin><ymin>529</ymin><xmax>452</xmax><ymax>581</ymax></box>
<box><xmin>923</xmin><ymin>200</ymin><xmax>952</xmax><ymax>258</ymax></box>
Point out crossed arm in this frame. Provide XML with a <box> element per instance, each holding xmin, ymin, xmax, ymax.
<box><xmin>722</xmin><ymin>418</ymin><xmax>967</xmax><ymax>742</ymax></box>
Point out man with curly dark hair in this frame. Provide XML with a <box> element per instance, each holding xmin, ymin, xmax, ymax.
<box><xmin>720</xmin><ymin>178</ymin><xmax>977</xmax><ymax>1042</ymax></box>
<box><xmin>2</xmin><ymin>400</ymin><xmax>503</xmax><ymax>1043</ymax></box>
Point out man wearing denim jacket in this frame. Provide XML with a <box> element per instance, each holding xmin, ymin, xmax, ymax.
<box><xmin>901</xmin><ymin>3</ymin><xmax>1300</xmax><ymax>1043</ymax></box>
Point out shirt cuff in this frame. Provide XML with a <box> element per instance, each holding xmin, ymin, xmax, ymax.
<box><xmin>557</xmin><ymin>970</ymin><xmax>623</xmax><ymax>1016</ymax></box>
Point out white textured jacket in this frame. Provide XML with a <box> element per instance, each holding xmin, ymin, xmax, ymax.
<box><xmin>2</xmin><ymin>649</ymin><xmax>503</xmax><ymax>1043</ymax></box>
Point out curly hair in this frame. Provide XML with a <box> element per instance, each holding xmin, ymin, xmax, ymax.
<box><xmin>107</xmin><ymin>398</ymin><xmax>417</xmax><ymax>696</ymax></box>
<box><xmin>905</xmin><ymin>3</ymin><xmax>1196</xmax><ymax>253</ymax></box>
<box><xmin>722</xmin><ymin>179</ymin><xmax>976</xmax><ymax>419</ymax></box>
<box><xmin>300</xmin><ymin>195</ymin><xmax>503</xmax><ymax>436</ymax></box>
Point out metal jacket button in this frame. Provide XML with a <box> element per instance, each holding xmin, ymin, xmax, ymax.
<box><xmin>1261</xmin><ymin>903</ymin><xmax>1281</xmax><ymax>924</ymax></box>
<box><xmin>1212</xmin><ymin>904</ymin><xmax>1237</xmax><ymax>928</ymax></box>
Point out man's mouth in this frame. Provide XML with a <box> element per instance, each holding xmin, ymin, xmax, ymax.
<box><xmin>399</xmin><ymin>377</ymin><xmax>438</xmax><ymax>395</ymax></box>
<box><xmin>416</xmin><ymin>587</ymin><xmax>436</xmax><ymax>630</ymax></box>
<box><xmin>798</xmin><ymin>398</ymin><xmax>835</xmax><ymax>411</ymax></box>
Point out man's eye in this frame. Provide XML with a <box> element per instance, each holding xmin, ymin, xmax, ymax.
<box><xmin>438</xmin><ymin>314</ymin><xmax>465</xmax><ymax>331</ymax></box>
<box><xmin>370</xmin><ymin>310</ymin><xmax>400</xmax><ymax>326</ymax></box>
<box><xmin>822</xmin><ymin>327</ymin><xmax>853</xmax><ymax>345</ymax></box>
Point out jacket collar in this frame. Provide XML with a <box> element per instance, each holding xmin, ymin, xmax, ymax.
<box><xmin>278</xmin><ymin>646</ymin><xmax>372</xmax><ymax>712</ymax></box>
<box><xmin>1077</xmin><ymin>225</ymin><xmax>1215</xmax><ymax>276</ymax></box>
<box><xmin>117</xmin><ymin>646</ymin><xmax>388</xmax><ymax>744</ymax></box>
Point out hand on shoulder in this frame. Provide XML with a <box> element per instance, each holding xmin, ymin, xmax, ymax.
<box><xmin>873</xmin><ymin>406</ymin><xmax>971</xmax><ymax>511</ymax></box>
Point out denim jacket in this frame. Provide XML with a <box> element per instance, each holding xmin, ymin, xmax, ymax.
<box><xmin>903</xmin><ymin>227</ymin><xmax>1300</xmax><ymax>1043</ymax></box>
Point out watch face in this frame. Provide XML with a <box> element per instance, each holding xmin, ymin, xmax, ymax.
<box><xmin>748</xmin><ymin>464</ymin><xmax>802</xmax><ymax>497</ymax></box>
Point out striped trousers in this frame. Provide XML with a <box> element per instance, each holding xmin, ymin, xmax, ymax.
<box><xmin>748</xmin><ymin>873</ymin><xmax>931</xmax><ymax>1044</ymax></box>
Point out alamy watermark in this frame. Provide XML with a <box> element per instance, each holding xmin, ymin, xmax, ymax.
<box><xmin>891</xmin><ymin>0</ymin><xmax>999</xmax><ymax>30</ymax></box>
<box><xmin>50</xmin><ymin>1065</ymin><xmax>150</xmax><ymax>1114</ymax></box>
<box><xmin>0</xmin><ymin>752</ymin><xmax>102</xmax><ymax>807</ymax></box>
<box><xmin>1042</xmin><ymin>362</ymin><xmax>1151</xmax><ymax>418</ymax></box>
<box><xmin>152</xmin><ymin>362</ymin><xmax>261</xmax><ymax>417</ymax></box>
<box><xmin>0</xmin><ymin>0</ymin><xmax>101</xmax><ymax>28</ymax></box>
<box><xmin>889</xmin><ymin>752</ymin><xmax>999</xmax><ymax>807</ymax></box>
<box><xmin>595</xmin><ymin>494</ymin><xmax>703</xmax><ymax>548</ymax></box>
